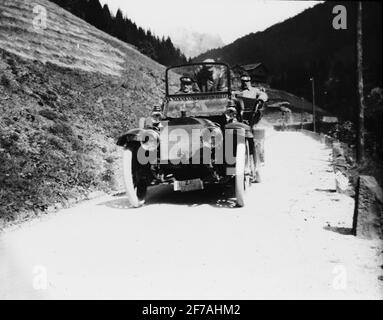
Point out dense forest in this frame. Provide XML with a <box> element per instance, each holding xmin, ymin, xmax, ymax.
<box><xmin>49</xmin><ymin>0</ymin><xmax>188</xmax><ymax>66</ymax></box>
<box><xmin>195</xmin><ymin>1</ymin><xmax>382</xmax><ymax>127</ymax></box>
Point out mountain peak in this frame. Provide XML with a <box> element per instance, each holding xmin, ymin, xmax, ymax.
<box><xmin>169</xmin><ymin>28</ymin><xmax>224</xmax><ymax>59</ymax></box>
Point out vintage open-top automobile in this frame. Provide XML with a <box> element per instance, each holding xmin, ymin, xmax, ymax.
<box><xmin>117</xmin><ymin>62</ymin><xmax>263</xmax><ymax>207</ymax></box>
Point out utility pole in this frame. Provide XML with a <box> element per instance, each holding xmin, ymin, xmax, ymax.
<box><xmin>310</xmin><ymin>77</ymin><xmax>316</xmax><ymax>132</ymax></box>
<box><xmin>356</xmin><ymin>1</ymin><xmax>365</xmax><ymax>163</ymax></box>
<box><xmin>301</xmin><ymin>97</ymin><xmax>304</xmax><ymax>129</ymax></box>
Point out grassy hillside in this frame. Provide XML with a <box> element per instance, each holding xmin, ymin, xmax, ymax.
<box><xmin>266</xmin><ymin>87</ymin><xmax>328</xmax><ymax>114</ymax></box>
<box><xmin>0</xmin><ymin>0</ymin><xmax>165</xmax><ymax>222</ymax></box>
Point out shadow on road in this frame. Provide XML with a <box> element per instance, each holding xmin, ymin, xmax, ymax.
<box><xmin>97</xmin><ymin>197</ymin><xmax>135</xmax><ymax>210</ymax></box>
<box><xmin>97</xmin><ymin>184</ymin><xmax>239</xmax><ymax>210</ymax></box>
<box><xmin>323</xmin><ymin>225</ymin><xmax>354</xmax><ymax>235</ymax></box>
<box><xmin>315</xmin><ymin>188</ymin><xmax>337</xmax><ymax>193</ymax></box>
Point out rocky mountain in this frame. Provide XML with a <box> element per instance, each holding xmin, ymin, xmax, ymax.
<box><xmin>170</xmin><ymin>28</ymin><xmax>224</xmax><ymax>59</ymax></box>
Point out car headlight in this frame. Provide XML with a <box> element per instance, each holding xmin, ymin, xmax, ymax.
<box><xmin>151</xmin><ymin>111</ymin><xmax>163</xmax><ymax>124</ymax></box>
<box><xmin>225</xmin><ymin>107</ymin><xmax>237</xmax><ymax>121</ymax></box>
<box><xmin>140</xmin><ymin>130</ymin><xmax>159</xmax><ymax>151</ymax></box>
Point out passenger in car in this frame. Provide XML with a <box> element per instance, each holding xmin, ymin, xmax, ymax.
<box><xmin>176</xmin><ymin>76</ymin><xmax>200</xmax><ymax>94</ymax></box>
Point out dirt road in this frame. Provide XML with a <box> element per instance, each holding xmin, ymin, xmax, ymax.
<box><xmin>1</xmin><ymin>131</ymin><xmax>382</xmax><ymax>299</ymax></box>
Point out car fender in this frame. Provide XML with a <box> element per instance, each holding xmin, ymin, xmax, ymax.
<box><xmin>225</xmin><ymin>122</ymin><xmax>253</xmax><ymax>139</ymax></box>
<box><xmin>117</xmin><ymin>128</ymin><xmax>147</xmax><ymax>147</ymax></box>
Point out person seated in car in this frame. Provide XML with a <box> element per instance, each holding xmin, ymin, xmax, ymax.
<box><xmin>195</xmin><ymin>59</ymin><xmax>225</xmax><ymax>92</ymax></box>
<box><xmin>176</xmin><ymin>76</ymin><xmax>199</xmax><ymax>94</ymax></box>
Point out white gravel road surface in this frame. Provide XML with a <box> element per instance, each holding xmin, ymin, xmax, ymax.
<box><xmin>1</xmin><ymin>131</ymin><xmax>382</xmax><ymax>299</ymax></box>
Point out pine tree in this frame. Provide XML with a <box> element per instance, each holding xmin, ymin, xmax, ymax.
<box><xmin>101</xmin><ymin>4</ymin><xmax>112</xmax><ymax>33</ymax></box>
<box><xmin>48</xmin><ymin>0</ymin><xmax>187</xmax><ymax>66</ymax></box>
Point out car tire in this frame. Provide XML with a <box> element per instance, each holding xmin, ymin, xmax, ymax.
<box><xmin>122</xmin><ymin>147</ymin><xmax>147</xmax><ymax>208</ymax></box>
<box><xmin>235</xmin><ymin>141</ymin><xmax>250</xmax><ymax>207</ymax></box>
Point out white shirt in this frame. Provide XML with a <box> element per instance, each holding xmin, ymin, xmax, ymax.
<box><xmin>237</xmin><ymin>87</ymin><xmax>268</xmax><ymax>102</ymax></box>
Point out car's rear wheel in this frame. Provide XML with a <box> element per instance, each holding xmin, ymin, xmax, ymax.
<box><xmin>235</xmin><ymin>141</ymin><xmax>251</xmax><ymax>207</ymax></box>
<box><xmin>122</xmin><ymin>147</ymin><xmax>147</xmax><ymax>208</ymax></box>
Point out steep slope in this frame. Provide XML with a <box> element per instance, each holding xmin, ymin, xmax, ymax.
<box><xmin>266</xmin><ymin>87</ymin><xmax>327</xmax><ymax>114</ymax></box>
<box><xmin>0</xmin><ymin>0</ymin><xmax>165</xmax><ymax>76</ymax></box>
<box><xmin>0</xmin><ymin>0</ymin><xmax>165</xmax><ymax>222</ymax></box>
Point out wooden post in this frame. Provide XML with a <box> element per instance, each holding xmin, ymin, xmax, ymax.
<box><xmin>301</xmin><ymin>97</ymin><xmax>304</xmax><ymax>129</ymax></box>
<box><xmin>357</xmin><ymin>1</ymin><xmax>365</xmax><ymax>163</ymax></box>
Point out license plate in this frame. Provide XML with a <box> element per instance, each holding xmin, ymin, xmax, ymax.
<box><xmin>174</xmin><ymin>179</ymin><xmax>204</xmax><ymax>192</ymax></box>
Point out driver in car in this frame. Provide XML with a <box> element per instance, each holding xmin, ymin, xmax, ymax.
<box><xmin>195</xmin><ymin>59</ymin><xmax>225</xmax><ymax>92</ymax></box>
<box><xmin>176</xmin><ymin>76</ymin><xmax>199</xmax><ymax>94</ymax></box>
<box><xmin>234</xmin><ymin>74</ymin><xmax>268</xmax><ymax>125</ymax></box>
<box><xmin>236</xmin><ymin>75</ymin><xmax>268</xmax><ymax>102</ymax></box>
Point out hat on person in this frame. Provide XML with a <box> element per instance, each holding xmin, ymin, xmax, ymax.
<box><xmin>226</xmin><ymin>99</ymin><xmax>237</xmax><ymax>112</ymax></box>
<box><xmin>240</xmin><ymin>75</ymin><xmax>251</xmax><ymax>82</ymax></box>
<box><xmin>180</xmin><ymin>76</ymin><xmax>193</xmax><ymax>84</ymax></box>
<box><xmin>227</xmin><ymin>99</ymin><xmax>236</xmax><ymax>108</ymax></box>
<box><xmin>203</xmin><ymin>58</ymin><xmax>215</xmax><ymax>70</ymax></box>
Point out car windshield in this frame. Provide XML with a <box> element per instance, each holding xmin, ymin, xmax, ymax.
<box><xmin>166</xmin><ymin>63</ymin><xmax>230</xmax><ymax>96</ymax></box>
<box><xmin>164</xmin><ymin>96</ymin><xmax>229</xmax><ymax>118</ymax></box>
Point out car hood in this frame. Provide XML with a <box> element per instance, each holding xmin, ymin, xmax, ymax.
<box><xmin>159</xmin><ymin>117</ymin><xmax>220</xmax><ymax>162</ymax></box>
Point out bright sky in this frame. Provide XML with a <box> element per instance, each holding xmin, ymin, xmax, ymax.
<box><xmin>100</xmin><ymin>0</ymin><xmax>321</xmax><ymax>44</ymax></box>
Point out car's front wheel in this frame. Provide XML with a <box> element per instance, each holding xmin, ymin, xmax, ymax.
<box><xmin>122</xmin><ymin>147</ymin><xmax>147</xmax><ymax>208</ymax></box>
